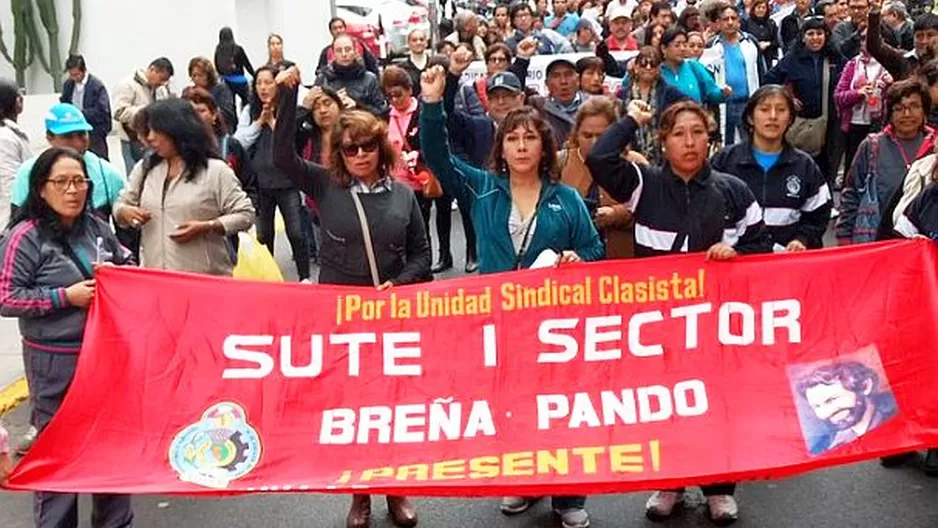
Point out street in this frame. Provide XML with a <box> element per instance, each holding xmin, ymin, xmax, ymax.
<box><xmin>1</xmin><ymin>214</ymin><xmax>927</xmax><ymax>528</ymax></box>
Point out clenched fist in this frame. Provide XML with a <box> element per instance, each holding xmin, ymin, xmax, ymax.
<box><xmin>421</xmin><ymin>66</ymin><xmax>447</xmax><ymax>103</ymax></box>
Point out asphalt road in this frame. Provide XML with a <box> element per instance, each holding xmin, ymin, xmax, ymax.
<box><xmin>4</xmin><ymin>211</ymin><xmax>917</xmax><ymax>528</ymax></box>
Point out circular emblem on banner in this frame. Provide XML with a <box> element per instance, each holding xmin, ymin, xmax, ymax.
<box><xmin>169</xmin><ymin>402</ymin><xmax>261</xmax><ymax>489</ymax></box>
<box><xmin>786</xmin><ymin>175</ymin><xmax>802</xmax><ymax>197</ymax></box>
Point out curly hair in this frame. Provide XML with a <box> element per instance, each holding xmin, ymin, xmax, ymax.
<box><xmin>488</xmin><ymin>106</ymin><xmax>560</xmax><ymax>183</ymax></box>
<box><xmin>795</xmin><ymin>361</ymin><xmax>879</xmax><ymax>398</ymax></box>
<box><xmin>328</xmin><ymin>110</ymin><xmax>399</xmax><ymax>187</ymax></box>
<box><xmin>9</xmin><ymin>147</ymin><xmax>94</xmax><ymax>238</ymax></box>
<box><xmin>187</xmin><ymin>57</ymin><xmax>219</xmax><ymax>87</ymax></box>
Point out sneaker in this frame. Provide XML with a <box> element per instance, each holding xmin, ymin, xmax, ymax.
<box><xmin>706</xmin><ymin>494</ymin><xmax>739</xmax><ymax>525</ymax></box>
<box><xmin>16</xmin><ymin>425</ymin><xmax>37</xmax><ymax>456</ymax></box>
<box><xmin>300</xmin><ymin>279</ymin><xmax>312</xmax><ymax>284</ymax></box>
<box><xmin>554</xmin><ymin>507</ymin><xmax>590</xmax><ymax>528</ymax></box>
<box><xmin>500</xmin><ymin>496</ymin><xmax>537</xmax><ymax>515</ymax></box>
<box><xmin>645</xmin><ymin>490</ymin><xmax>682</xmax><ymax>521</ymax></box>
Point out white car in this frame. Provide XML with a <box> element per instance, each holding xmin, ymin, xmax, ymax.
<box><xmin>336</xmin><ymin>0</ymin><xmax>431</xmax><ymax>55</ymax></box>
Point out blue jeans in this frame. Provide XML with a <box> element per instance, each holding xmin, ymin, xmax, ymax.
<box><xmin>552</xmin><ymin>496</ymin><xmax>586</xmax><ymax>510</ymax></box>
<box><xmin>120</xmin><ymin>140</ymin><xmax>145</xmax><ymax>174</ymax></box>
<box><xmin>724</xmin><ymin>101</ymin><xmax>747</xmax><ymax>145</ymax></box>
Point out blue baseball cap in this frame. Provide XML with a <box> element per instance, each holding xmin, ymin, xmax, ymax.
<box><xmin>45</xmin><ymin>103</ymin><xmax>93</xmax><ymax>136</ymax></box>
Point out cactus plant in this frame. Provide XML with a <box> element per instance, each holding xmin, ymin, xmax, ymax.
<box><xmin>0</xmin><ymin>0</ymin><xmax>82</xmax><ymax>93</ymax></box>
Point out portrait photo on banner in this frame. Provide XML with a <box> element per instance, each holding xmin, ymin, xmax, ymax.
<box><xmin>788</xmin><ymin>345</ymin><xmax>899</xmax><ymax>457</ymax></box>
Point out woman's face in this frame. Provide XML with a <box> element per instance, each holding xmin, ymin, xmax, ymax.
<box><xmin>333</xmin><ymin>37</ymin><xmax>357</xmax><ymax>66</ymax></box>
<box><xmin>313</xmin><ymin>96</ymin><xmax>340</xmax><ymax>129</ymax></box>
<box><xmin>190</xmin><ymin>66</ymin><xmax>209</xmax><ymax>89</ymax></box>
<box><xmin>664</xmin><ymin>35</ymin><xmax>688</xmax><ymax>63</ymax></box>
<box><xmin>751</xmin><ymin>93</ymin><xmax>792</xmax><ymax>142</ymax></box>
<box><xmin>41</xmin><ymin>156</ymin><xmax>88</xmax><ymax>223</ymax></box>
<box><xmin>754</xmin><ymin>2</ymin><xmax>768</xmax><ymax>17</ymax></box>
<box><xmin>269</xmin><ymin>37</ymin><xmax>283</xmax><ymax>59</ymax></box>
<box><xmin>486</xmin><ymin>51</ymin><xmax>511</xmax><ymax>76</ymax></box>
<box><xmin>651</xmin><ymin>25</ymin><xmax>666</xmax><ymax>48</ymax></box>
<box><xmin>255</xmin><ymin>71</ymin><xmax>277</xmax><ymax>105</ymax></box>
<box><xmin>340</xmin><ymin>132</ymin><xmax>381</xmax><ymax>180</ymax></box>
<box><xmin>386</xmin><ymin>85</ymin><xmax>413</xmax><ymax>112</ymax></box>
<box><xmin>502</xmin><ymin>124</ymin><xmax>543</xmax><ymax>175</ymax></box>
<box><xmin>663</xmin><ymin>111</ymin><xmax>710</xmax><ymax>176</ymax></box>
<box><xmin>495</xmin><ymin>8</ymin><xmax>509</xmax><ymax>27</ymax></box>
<box><xmin>408</xmin><ymin>31</ymin><xmax>428</xmax><ymax>54</ymax></box>
<box><xmin>635</xmin><ymin>56</ymin><xmax>661</xmax><ymax>83</ymax></box>
<box><xmin>576</xmin><ymin>115</ymin><xmax>613</xmax><ymax>156</ymax></box>
<box><xmin>804</xmin><ymin>28</ymin><xmax>826</xmax><ymax>52</ymax></box>
<box><xmin>191</xmin><ymin>102</ymin><xmax>216</xmax><ymax>129</ymax></box>
<box><xmin>478</xmin><ymin>23</ymin><xmax>489</xmax><ymax>38</ymax></box>
<box><xmin>146</xmin><ymin>129</ymin><xmax>177</xmax><ymax>159</ymax></box>
<box><xmin>891</xmin><ymin>93</ymin><xmax>926</xmax><ymax>137</ymax></box>
<box><xmin>686</xmin><ymin>35</ymin><xmax>705</xmax><ymax>58</ymax></box>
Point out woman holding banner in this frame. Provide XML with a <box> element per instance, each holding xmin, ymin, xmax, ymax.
<box><xmin>273</xmin><ymin>66</ymin><xmax>428</xmax><ymax>528</ymax></box>
<box><xmin>420</xmin><ymin>64</ymin><xmax>604</xmax><ymax>528</ymax></box>
<box><xmin>0</xmin><ymin>147</ymin><xmax>136</xmax><ymax>527</ymax></box>
<box><xmin>711</xmin><ymin>85</ymin><xmax>832</xmax><ymax>250</ymax></box>
<box><xmin>586</xmin><ymin>100</ymin><xmax>772</xmax><ymax>524</ymax></box>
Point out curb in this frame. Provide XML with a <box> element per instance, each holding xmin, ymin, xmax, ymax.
<box><xmin>0</xmin><ymin>377</ymin><xmax>28</xmax><ymax>414</ymax></box>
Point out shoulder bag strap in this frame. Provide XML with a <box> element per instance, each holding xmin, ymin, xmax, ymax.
<box><xmin>349</xmin><ymin>190</ymin><xmax>381</xmax><ymax>287</ymax></box>
<box><xmin>821</xmin><ymin>59</ymin><xmax>830</xmax><ymax>120</ymax></box>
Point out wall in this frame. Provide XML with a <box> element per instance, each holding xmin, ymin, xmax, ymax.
<box><xmin>0</xmin><ymin>0</ymin><xmax>335</xmax><ymax>94</ymax></box>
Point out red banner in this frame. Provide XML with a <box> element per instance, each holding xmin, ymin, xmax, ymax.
<box><xmin>6</xmin><ymin>241</ymin><xmax>938</xmax><ymax>496</ymax></box>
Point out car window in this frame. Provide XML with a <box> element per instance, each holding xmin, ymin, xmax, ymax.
<box><xmin>338</xmin><ymin>5</ymin><xmax>373</xmax><ymax>17</ymax></box>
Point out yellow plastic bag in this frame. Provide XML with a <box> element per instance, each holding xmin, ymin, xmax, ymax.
<box><xmin>233</xmin><ymin>232</ymin><xmax>284</xmax><ymax>282</ymax></box>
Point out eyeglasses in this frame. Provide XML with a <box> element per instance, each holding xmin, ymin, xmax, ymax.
<box><xmin>894</xmin><ymin>102</ymin><xmax>924</xmax><ymax>115</ymax></box>
<box><xmin>340</xmin><ymin>139</ymin><xmax>380</xmax><ymax>157</ymax></box>
<box><xmin>46</xmin><ymin>177</ymin><xmax>90</xmax><ymax>192</ymax></box>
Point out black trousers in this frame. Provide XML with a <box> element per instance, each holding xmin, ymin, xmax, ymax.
<box><xmin>256</xmin><ymin>188</ymin><xmax>310</xmax><ymax>280</ymax></box>
<box><xmin>414</xmin><ymin>189</ymin><xmax>433</xmax><ymax>254</ymax></box>
<box><xmin>24</xmin><ymin>345</ymin><xmax>133</xmax><ymax>528</ymax></box>
<box><xmin>434</xmin><ymin>191</ymin><xmax>476</xmax><ymax>261</ymax></box>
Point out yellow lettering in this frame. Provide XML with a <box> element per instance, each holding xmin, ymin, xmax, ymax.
<box><xmin>396</xmin><ymin>464</ymin><xmax>430</xmax><ymax>481</ymax></box>
<box><xmin>536</xmin><ymin>449</ymin><xmax>570</xmax><ymax>475</ymax></box>
<box><xmin>361</xmin><ymin>467</ymin><xmax>394</xmax><ymax>481</ymax></box>
<box><xmin>431</xmin><ymin>459</ymin><xmax>467</xmax><ymax>480</ymax></box>
<box><xmin>572</xmin><ymin>446</ymin><xmax>605</xmax><ymax>474</ymax></box>
<box><xmin>469</xmin><ymin>456</ymin><xmax>501</xmax><ymax>479</ymax></box>
<box><xmin>503</xmin><ymin>451</ymin><xmax>535</xmax><ymax>476</ymax></box>
<box><xmin>609</xmin><ymin>444</ymin><xmax>644</xmax><ymax>473</ymax></box>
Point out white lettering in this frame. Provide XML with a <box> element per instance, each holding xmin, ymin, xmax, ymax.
<box><xmin>673</xmin><ymin>379</ymin><xmax>709</xmax><ymax>416</ymax></box>
<box><xmin>762</xmin><ymin>299</ymin><xmax>802</xmax><ymax>345</ymax></box>
<box><xmin>319</xmin><ymin>408</ymin><xmax>356</xmax><ymax>444</ymax></box>
<box><xmin>222</xmin><ymin>335</ymin><xmax>275</xmax><ymax>379</ymax></box>
<box><xmin>629</xmin><ymin>311</ymin><xmax>664</xmax><ymax>357</ymax></box>
<box><xmin>464</xmin><ymin>400</ymin><xmax>496</xmax><ymax>438</ymax></box>
<box><xmin>569</xmin><ymin>392</ymin><xmax>602</xmax><ymax>428</ymax></box>
<box><xmin>392</xmin><ymin>404</ymin><xmax>426</xmax><ymax>443</ymax></box>
<box><xmin>718</xmin><ymin>302</ymin><xmax>755</xmax><ymax>345</ymax></box>
<box><xmin>483</xmin><ymin>324</ymin><xmax>497</xmax><ymax>367</ymax></box>
<box><xmin>637</xmin><ymin>385</ymin><xmax>673</xmax><ymax>422</ymax></box>
<box><xmin>357</xmin><ymin>406</ymin><xmax>392</xmax><ymax>444</ymax></box>
<box><xmin>537</xmin><ymin>394</ymin><xmax>569</xmax><ymax>430</ymax></box>
<box><xmin>280</xmin><ymin>336</ymin><xmax>323</xmax><ymax>378</ymax></box>
<box><xmin>537</xmin><ymin>318</ymin><xmax>579</xmax><ymax>363</ymax></box>
<box><xmin>670</xmin><ymin>303</ymin><xmax>713</xmax><ymax>349</ymax></box>
<box><xmin>382</xmin><ymin>332</ymin><xmax>422</xmax><ymax>376</ymax></box>
<box><xmin>601</xmin><ymin>389</ymin><xmax>638</xmax><ymax>425</ymax></box>
<box><xmin>428</xmin><ymin>401</ymin><xmax>462</xmax><ymax>441</ymax></box>
<box><xmin>584</xmin><ymin>315</ymin><xmax>622</xmax><ymax>361</ymax></box>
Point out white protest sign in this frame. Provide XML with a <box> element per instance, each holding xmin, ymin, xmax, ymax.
<box><xmin>461</xmin><ymin>51</ymin><xmax>639</xmax><ymax>96</ymax></box>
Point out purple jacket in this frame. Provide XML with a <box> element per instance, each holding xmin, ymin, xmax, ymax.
<box><xmin>834</xmin><ymin>55</ymin><xmax>892</xmax><ymax>132</ymax></box>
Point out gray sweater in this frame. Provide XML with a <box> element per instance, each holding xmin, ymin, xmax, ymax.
<box><xmin>0</xmin><ymin>214</ymin><xmax>134</xmax><ymax>351</ymax></box>
<box><xmin>273</xmin><ymin>85</ymin><xmax>431</xmax><ymax>286</ymax></box>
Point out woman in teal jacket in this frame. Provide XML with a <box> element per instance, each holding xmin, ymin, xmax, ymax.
<box><xmin>420</xmin><ymin>62</ymin><xmax>603</xmax><ymax>528</ymax></box>
<box><xmin>419</xmin><ymin>66</ymin><xmax>604</xmax><ymax>275</ymax></box>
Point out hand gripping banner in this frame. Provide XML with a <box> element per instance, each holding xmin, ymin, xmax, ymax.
<box><xmin>6</xmin><ymin>240</ymin><xmax>938</xmax><ymax>496</ymax></box>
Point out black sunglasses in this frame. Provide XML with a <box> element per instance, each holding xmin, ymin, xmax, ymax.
<box><xmin>340</xmin><ymin>139</ymin><xmax>380</xmax><ymax>157</ymax></box>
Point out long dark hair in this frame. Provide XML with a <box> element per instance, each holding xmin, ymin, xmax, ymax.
<box><xmin>0</xmin><ymin>78</ymin><xmax>19</xmax><ymax>122</ymax></box>
<box><xmin>249</xmin><ymin>66</ymin><xmax>279</xmax><ymax>122</ymax></box>
<box><xmin>741</xmin><ymin>84</ymin><xmax>797</xmax><ymax>138</ymax></box>
<box><xmin>10</xmin><ymin>148</ymin><xmax>93</xmax><ymax>237</ymax></box>
<box><xmin>489</xmin><ymin>107</ymin><xmax>560</xmax><ymax>183</ymax></box>
<box><xmin>144</xmin><ymin>98</ymin><xmax>220</xmax><ymax>180</ymax></box>
<box><xmin>214</xmin><ymin>27</ymin><xmax>238</xmax><ymax>73</ymax></box>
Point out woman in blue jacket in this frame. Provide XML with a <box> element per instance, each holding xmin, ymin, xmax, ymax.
<box><xmin>420</xmin><ymin>65</ymin><xmax>602</xmax><ymax>528</ymax></box>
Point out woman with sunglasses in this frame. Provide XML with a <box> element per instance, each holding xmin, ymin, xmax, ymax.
<box><xmin>421</xmin><ymin>63</ymin><xmax>603</xmax><ymax>528</ymax></box>
<box><xmin>1</xmin><ymin>147</ymin><xmax>135</xmax><ymax>528</ymax></box>
<box><xmin>274</xmin><ymin>66</ymin><xmax>428</xmax><ymax>528</ymax></box>
<box><xmin>619</xmin><ymin>46</ymin><xmax>688</xmax><ymax>164</ymax></box>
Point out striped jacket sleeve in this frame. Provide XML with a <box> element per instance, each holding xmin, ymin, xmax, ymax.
<box><xmin>723</xmin><ymin>180</ymin><xmax>773</xmax><ymax>255</ymax></box>
<box><xmin>0</xmin><ymin>221</ymin><xmax>70</xmax><ymax>317</ymax></box>
<box><xmin>796</xmin><ymin>165</ymin><xmax>833</xmax><ymax>248</ymax></box>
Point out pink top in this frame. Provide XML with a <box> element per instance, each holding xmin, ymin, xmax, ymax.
<box><xmin>388</xmin><ymin>97</ymin><xmax>426</xmax><ymax>190</ymax></box>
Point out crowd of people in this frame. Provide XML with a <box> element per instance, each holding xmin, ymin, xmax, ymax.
<box><xmin>2</xmin><ymin>0</ymin><xmax>938</xmax><ymax>526</ymax></box>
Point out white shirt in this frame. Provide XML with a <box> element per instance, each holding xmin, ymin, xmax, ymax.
<box><xmin>71</xmin><ymin>73</ymin><xmax>87</xmax><ymax>111</ymax></box>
